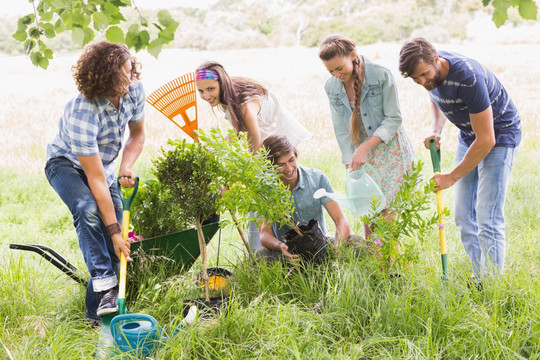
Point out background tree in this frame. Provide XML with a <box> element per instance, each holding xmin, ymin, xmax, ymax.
<box><xmin>485</xmin><ymin>0</ymin><xmax>537</xmax><ymax>27</ymax></box>
<box><xmin>9</xmin><ymin>0</ymin><xmax>538</xmax><ymax>69</ymax></box>
<box><xmin>11</xmin><ymin>0</ymin><xmax>178</xmax><ymax>69</ymax></box>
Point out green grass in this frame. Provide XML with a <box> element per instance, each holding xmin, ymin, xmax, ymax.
<box><xmin>1</xmin><ymin>146</ymin><xmax>540</xmax><ymax>359</ymax></box>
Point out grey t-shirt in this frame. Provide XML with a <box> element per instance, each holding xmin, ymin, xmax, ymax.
<box><xmin>272</xmin><ymin>166</ymin><xmax>333</xmax><ymax>240</ymax></box>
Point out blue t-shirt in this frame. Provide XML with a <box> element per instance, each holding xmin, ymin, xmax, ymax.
<box><xmin>272</xmin><ymin>166</ymin><xmax>333</xmax><ymax>241</ymax></box>
<box><xmin>430</xmin><ymin>51</ymin><xmax>521</xmax><ymax>148</ymax></box>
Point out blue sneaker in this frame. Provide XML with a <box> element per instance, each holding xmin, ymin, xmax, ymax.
<box><xmin>96</xmin><ymin>286</ymin><xmax>118</xmax><ymax>316</ymax></box>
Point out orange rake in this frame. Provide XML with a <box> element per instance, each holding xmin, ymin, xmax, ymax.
<box><xmin>146</xmin><ymin>72</ymin><xmax>199</xmax><ymax>141</ymax></box>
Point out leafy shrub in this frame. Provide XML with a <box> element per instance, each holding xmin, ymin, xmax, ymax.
<box><xmin>363</xmin><ymin>161</ymin><xmax>441</xmax><ymax>274</ymax></box>
<box><xmin>130</xmin><ymin>179</ymin><xmax>190</xmax><ymax>238</ymax></box>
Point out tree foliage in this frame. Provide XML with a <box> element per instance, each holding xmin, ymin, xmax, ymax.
<box><xmin>154</xmin><ymin>138</ymin><xmax>221</xmax><ymax>226</ymax></box>
<box><xmin>198</xmin><ymin>128</ymin><xmax>296</xmax><ymax>230</ymax></box>
<box><xmin>484</xmin><ymin>0</ymin><xmax>538</xmax><ymax>27</ymax></box>
<box><xmin>12</xmin><ymin>0</ymin><xmax>178</xmax><ymax>69</ymax></box>
<box><xmin>9</xmin><ymin>0</ymin><xmax>537</xmax><ymax>70</ymax></box>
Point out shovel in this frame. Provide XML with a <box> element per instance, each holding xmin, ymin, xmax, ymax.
<box><xmin>429</xmin><ymin>139</ymin><xmax>448</xmax><ymax>281</ymax></box>
<box><xmin>117</xmin><ymin>176</ymin><xmax>139</xmax><ymax>314</ymax></box>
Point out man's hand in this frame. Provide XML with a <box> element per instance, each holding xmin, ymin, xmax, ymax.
<box><xmin>424</xmin><ymin>133</ymin><xmax>441</xmax><ymax>150</ymax></box>
<box><xmin>431</xmin><ymin>173</ymin><xmax>456</xmax><ymax>192</ymax></box>
<box><xmin>118</xmin><ymin>169</ymin><xmax>137</xmax><ymax>188</ymax></box>
<box><xmin>279</xmin><ymin>242</ymin><xmax>299</xmax><ymax>263</ymax></box>
<box><xmin>112</xmin><ymin>233</ymin><xmax>132</xmax><ymax>261</ymax></box>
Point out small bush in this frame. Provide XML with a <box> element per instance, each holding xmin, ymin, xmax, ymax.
<box><xmin>130</xmin><ymin>179</ymin><xmax>190</xmax><ymax>239</ymax></box>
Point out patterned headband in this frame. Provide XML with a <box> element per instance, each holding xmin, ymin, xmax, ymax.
<box><xmin>195</xmin><ymin>69</ymin><xmax>219</xmax><ymax>81</ymax></box>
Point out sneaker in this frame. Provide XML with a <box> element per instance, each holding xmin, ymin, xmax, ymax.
<box><xmin>96</xmin><ymin>286</ymin><xmax>119</xmax><ymax>317</ymax></box>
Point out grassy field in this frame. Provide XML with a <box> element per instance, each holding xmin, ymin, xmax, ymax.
<box><xmin>1</xmin><ymin>42</ymin><xmax>539</xmax><ymax>359</ymax></box>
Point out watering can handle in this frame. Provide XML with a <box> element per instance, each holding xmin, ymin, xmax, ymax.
<box><xmin>117</xmin><ymin>177</ymin><xmax>139</xmax><ymax>211</ymax></box>
<box><xmin>347</xmin><ymin>162</ymin><xmax>382</xmax><ymax>185</ymax></box>
<box><xmin>110</xmin><ymin>313</ymin><xmax>160</xmax><ymax>342</ymax></box>
<box><xmin>429</xmin><ymin>139</ymin><xmax>441</xmax><ymax>173</ymax></box>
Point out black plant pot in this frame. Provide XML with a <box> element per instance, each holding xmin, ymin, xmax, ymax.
<box><xmin>283</xmin><ymin>219</ymin><xmax>329</xmax><ymax>263</ymax></box>
<box><xmin>183</xmin><ymin>295</ymin><xmax>229</xmax><ymax>320</ymax></box>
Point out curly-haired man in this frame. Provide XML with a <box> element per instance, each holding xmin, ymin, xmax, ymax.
<box><xmin>45</xmin><ymin>41</ymin><xmax>146</xmax><ymax>326</ymax></box>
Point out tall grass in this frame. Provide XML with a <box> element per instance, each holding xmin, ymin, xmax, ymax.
<box><xmin>1</xmin><ymin>43</ymin><xmax>539</xmax><ymax>359</ymax></box>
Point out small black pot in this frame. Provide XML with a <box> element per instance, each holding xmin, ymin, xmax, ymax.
<box><xmin>283</xmin><ymin>219</ymin><xmax>329</xmax><ymax>263</ymax></box>
<box><xmin>183</xmin><ymin>295</ymin><xmax>229</xmax><ymax>320</ymax></box>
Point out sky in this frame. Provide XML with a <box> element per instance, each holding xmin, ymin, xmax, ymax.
<box><xmin>1</xmin><ymin>0</ymin><xmax>217</xmax><ymax>16</ymax></box>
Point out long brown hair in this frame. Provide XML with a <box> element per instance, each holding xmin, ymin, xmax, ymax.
<box><xmin>319</xmin><ymin>34</ymin><xmax>365</xmax><ymax>146</ymax></box>
<box><xmin>196</xmin><ymin>61</ymin><xmax>267</xmax><ymax>132</ymax></box>
<box><xmin>73</xmin><ymin>41</ymin><xmax>141</xmax><ymax>100</ymax></box>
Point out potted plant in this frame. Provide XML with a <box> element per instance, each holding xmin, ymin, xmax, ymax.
<box><xmin>198</xmin><ymin>128</ymin><xmax>328</xmax><ymax>262</ymax></box>
<box><xmin>153</xmin><ymin>138</ymin><xmax>222</xmax><ymax>302</ymax></box>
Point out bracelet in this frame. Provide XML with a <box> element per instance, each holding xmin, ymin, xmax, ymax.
<box><xmin>106</xmin><ymin>222</ymin><xmax>121</xmax><ymax>237</ymax></box>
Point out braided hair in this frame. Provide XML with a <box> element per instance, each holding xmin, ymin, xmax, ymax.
<box><xmin>319</xmin><ymin>34</ymin><xmax>365</xmax><ymax>146</ymax></box>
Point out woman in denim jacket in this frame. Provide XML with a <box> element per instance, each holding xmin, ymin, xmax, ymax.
<box><xmin>319</xmin><ymin>34</ymin><xmax>414</xmax><ymax>239</ymax></box>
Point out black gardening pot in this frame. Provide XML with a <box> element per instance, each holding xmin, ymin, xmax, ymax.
<box><xmin>283</xmin><ymin>219</ymin><xmax>329</xmax><ymax>263</ymax></box>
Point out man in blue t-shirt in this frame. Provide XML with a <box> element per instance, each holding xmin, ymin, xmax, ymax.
<box><xmin>256</xmin><ymin>135</ymin><xmax>352</xmax><ymax>262</ymax></box>
<box><xmin>398</xmin><ymin>38</ymin><xmax>521</xmax><ymax>278</ymax></box>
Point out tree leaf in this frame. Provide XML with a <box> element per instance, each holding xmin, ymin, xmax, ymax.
<box><xmin>92</xmin><ymin>11</ymin><xmax>109</xmax><ymax>31</ymax></box>
<box><xmin>125</xmin><ymin>24</ymin><xmax>139</xmax><ymax>48</ymax></box>
<box><xmin>83</xmin><ymin>27</ymin><xmax>95</xmax><ymax>45</ymax></box>
<box><xmin>54</xmin><ymin>18</ymin><xmax>65</xmax><ymax>32</ymax></box>
<box><xmin>38</xmin><ymin>55</ymin><xmax>50</xmax><ymax>69</ymax></box>
<box><xmin>41</xmin><ymin>23</ymin><xmax>56</xmax><ymax>38</ymax></box>
<box><xmin>138</xmin><ymin>30</ymin><xmax>150</xmax><ymax>49</ymax></box>
<box><xmin>492</xmin><ymin>9</ymin><xmax>508</xmax><ymax>27</ymax></box>
<box><xmin>29</xmin><ymin>27</ymin><xmax>41</xmax><ymax>38</ymax></box>
<box><xmin>12</xmin><ymin>30</ymin><xmax>28</xmax><ymax>42</ymax></box>
<box><xmin>519</xmin><ymin>0</ymin><xmax>538</xmax><ymax>20</ymax></box>
<box><xmin>71</xmin><ymin>27</ymin><xmax>85</xmax><ymax>46</ymax></box>
<box><xmin>21</xmin><ymin>15</ymin><xmax>33</xmax><ymax>25</ymax></box>
<box><xmin>158</xmin><ymin>28</ymin><xmax>175</xmax><ymax>43</ymax></box>
<box><xmin>147</xmin><ymin>38</ymin><xmax>163</xmax><ymax>58</ymax></box>
<box><xmin>105</xmin><ymin>26</ymin><xmax>125</xmax><ymax>43</ymax></box>
<box><xmin>157</xmin><ymin>10</ymin><xmax>174</xmax><ymax>27</ymax></box>
<box><xmin>24</xmin><ymin>39</ymin><xmax>36</xmax><ymax>54</ymax></box>
<box><xmin>44</xmin><ymin>49</ymin><xmax>54</xmax><ymax>59</ymax></box>
<box><xmin>40</xmin><ymin>10</ymin><xmax>53</xmax><ymax>22</ymax></box>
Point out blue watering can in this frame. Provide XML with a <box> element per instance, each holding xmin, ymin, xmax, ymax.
<box><xmin>110</xmin><ymin>313</ymin><xmax>162</xmax><ymax>357</ymax></box>
<box><xmin>110</xmin><ymin>305</ymin><xmax>198</xmax><ymax>357</ymax></box>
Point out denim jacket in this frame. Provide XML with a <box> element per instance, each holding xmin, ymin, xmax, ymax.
<box><xmin>324</xmin><ymin>56</ymin><xmax>402</xmax><ymax>164</ymax></box>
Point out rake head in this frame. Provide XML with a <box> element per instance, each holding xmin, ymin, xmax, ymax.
<box><xmin>146</xmin><ymin>72</ymin><xmax>199</xmax><ymax>141</ymax></box>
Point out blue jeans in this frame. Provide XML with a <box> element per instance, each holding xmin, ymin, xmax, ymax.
<box><xmin>45</xmin><ymin>157</ymin><xmax>121</xmax><ymax>320</ymax></box>
<box><xmin>453</xmin><ymin>142</ymin><xmax>518</xmax><ymax>276</ymax></box>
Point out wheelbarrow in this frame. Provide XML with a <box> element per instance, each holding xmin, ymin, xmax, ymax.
<box><xmin>9</xmin><ymin>220</ymin><xmax>228</xmax><ymax>288</ymax></box>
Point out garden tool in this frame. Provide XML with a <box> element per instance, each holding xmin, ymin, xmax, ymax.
<box><xmin>146</xmin><ymin>72</ymin><xmax>199</xmax><ymax>140</ymax></box>
<box><xmin>429</xmin><ymin>139</ymin><xmax>448</xmax><ymax>281</ymax></box>
<box><xmin>97</xmin><ymin>176</ymin><xmax>139</xmax><ymax>358</ymax></box>
<box><xmin>117</xmin><ymin>176</ymin><xmax>139</xmax><ymax>314</ymax></box>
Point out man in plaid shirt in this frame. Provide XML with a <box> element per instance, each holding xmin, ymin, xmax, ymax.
<box><xmin>45</xmin><ymin>41</ymin><xmax>145</xmax><ymax>326</ymax></box>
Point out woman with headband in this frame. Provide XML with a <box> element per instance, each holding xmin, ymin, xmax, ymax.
<box><xmin>318</xmin><ymin>34</ymin><xmax>415</xmax><ymax>240</ymax></box>
<box><xmin>195</xmin><ymin>61</ymin><xmax>312</xmax><ymax>152</ymax></box>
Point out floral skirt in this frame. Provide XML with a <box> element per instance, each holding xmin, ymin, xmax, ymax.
<box><xmin>360</xmin><ymin>124</ymin><xmax>415</xmax><ymax>203</ymax></box>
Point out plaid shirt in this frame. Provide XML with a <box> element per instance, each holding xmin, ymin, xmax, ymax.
<box><xmin>47</xmin><ymin>81</ymin><xmax>145</xmax><ymax>186</ymax></box>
